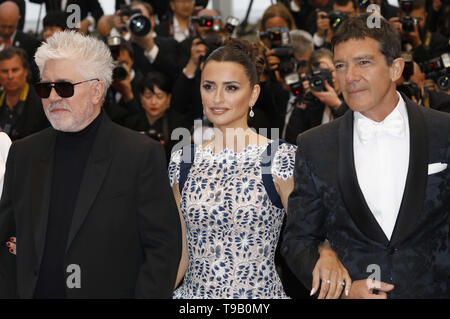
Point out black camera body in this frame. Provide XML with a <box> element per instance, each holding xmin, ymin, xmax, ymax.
<box><xmin>326</xmin><ymin>11</ymin><xmax>348</xmax><ymax>31</ymax></box>
<box><xmin>259</xmin><ymin>27</ymin><xmax>290</xmax><ymax>48</ymax></box>
<box><xmin>307</xmin><ymin>67</ymin><xmax>333</xmax><ymax>92</ymax></box>
<box><xmin>107</xmin><ymin>36</ymin><xmax>129</xmax><ymax>82</ymax></box>
<box><xmin>400</xmin><ymin>16</ymin><xmax>416</xmax><ymax>33</ymax></box>
<box><xmin>421</xmin><ymin>53</ymin><xmax>450</xmax><ymax>90</ymax></box>
<box><xmin>272</xmin><ymin>46</ymin><xmax>297</xmax><ymax>79</ymax></box>
<box><xmin>120</xmin><ymin>5</ymin><xmax>152</xmax><ymax>36</ymax></box>
<box><xmin>192</xmin><ymin>15</ymin><xmax>221</xmax><ymax>31</ymax></box>
<box><xmin>397</xmin><ymin>81</ymin><xmax>422</xmax><ymax>102</ymax></box>
<box><xmin>398</xmin><ymin>0</ymin><xmax>417</xmax><ymax>33</ymax></box>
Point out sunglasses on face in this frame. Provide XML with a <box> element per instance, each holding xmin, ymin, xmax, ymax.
<box><xmin>34</xmin><ymin>79</ymin><xmax>99</xmax><ymax>98</ymax></box>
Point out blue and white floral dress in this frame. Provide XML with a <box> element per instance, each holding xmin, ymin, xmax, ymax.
<box><xmin>168</xmin><ymin>141</ymin><xmax>297</xmax><ymax>299</ymax></box>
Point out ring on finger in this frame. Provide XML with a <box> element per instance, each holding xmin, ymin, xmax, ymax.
<box><xmin>326</xmin><ymin>280</ymin><xmax>331</xmax><ymax>284</ymax></box>
<box><xmin>337</xmin><ymin>281</ymin><xmax>345</xmax><ymax>286</ymax></box>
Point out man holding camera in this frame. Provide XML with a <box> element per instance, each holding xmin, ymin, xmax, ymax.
<box><xmin>313</xmin><ymin>0</ymin><xmax>357</xmax><ymax>49</ymax></box>
<box><xmin>111</xmin><ymin>1</ymin><xmax>182</xmax><ymax>81</ymax></box>
<box><xmin>155</xmin><ymin>0</ymin><xmax>196</xmax><ymax>42</ymax></box>
<box><xmin>103</xmin><ymin>38</ymin><xmax>144</xmax><ymax>124</ymax></box>
<box><xmin>398</xmin><ymin>60</ymin><xmax>450</xmax><ymax>112</ymax></box>
<box><xmin>389</xmin><ymin>0</ymin><xmax>449</xmax><ymax>64</ymax></box>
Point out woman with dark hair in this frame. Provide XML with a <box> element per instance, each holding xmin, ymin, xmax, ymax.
<box><xmin>123</xmin><ymin>71</ymin><xmax>189</xmax><ymax>161</ymax></box>
<box><xmin>168</xmin><ymin>39</ymin><xmax>351</xmax><ymax>299</ymax></box>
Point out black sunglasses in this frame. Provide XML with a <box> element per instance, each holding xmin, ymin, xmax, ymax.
<box><xmin>34</xmin><ymin>79</ymin><xmax>99</xmax><ymax>98</ymax></box>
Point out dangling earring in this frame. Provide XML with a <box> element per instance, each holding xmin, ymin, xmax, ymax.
<box><xmin>249</xmin><ymin>105</ymin><xmax>254</xmax><ymax>118</ymax></box>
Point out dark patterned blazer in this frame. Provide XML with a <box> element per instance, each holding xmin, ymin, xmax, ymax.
<box><xmin>282</xmin><ymin>95</ymin><xmax>450</xmax><ymax>298</ymax></box>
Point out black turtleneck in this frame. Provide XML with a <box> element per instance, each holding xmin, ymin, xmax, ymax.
<box><xmin>34</xmin><ymin>111</ymin><xmax>103</xmax><ymax>299</ymax></box>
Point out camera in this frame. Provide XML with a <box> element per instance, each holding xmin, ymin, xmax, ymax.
<box><xmin>325</xmin><ymin>11</ymin><xmax>348</xmax><ymax>31</ymax></box>
<box><xmin>397</xmin><ymin>81</ymin><xmax>422</xmax><ymax>102</ymax></box>
<box><xmin>307</xmin><ymin>67</ymin><xmax>333</xmax><ymax>92</ymax></box>
<box><xmin>191</xmin><ymin>15</ymin><xmax>221</xmax><ymax>31</ymax></box>
<box><xmin>224</xmin><ymin>16</ymin><xmax>240</xmax><ymax>34</ymax></box>
<box><xmin>399</xmin><ymin>16</ymin><xmax>417</xmax><ymax>33</ymax></box>
<box><xmin>401</xmin><ymin>52</ymin><xmax>414</xmax><ymax>81</ymax></box>
<box><xmin>259</xmin><ymin>27</ymin><xmax>290</xmax><ymax>48</ymax></box>
<box><xmin>285</xmin><ymin>72</ymin><xmax>305</xmax><ymax>101</ymax></box>
<box><xmin>107</xmin><ymin>36</ymin><xmax>129</xmax><ymax>81</ymax></box>
<box><xmin>399</xmin><ymin>0</ymin><xmax>414</xmax><ymax>13</ymax></box>
<box><xmin>421</xmin><ymin>53</ymin><xmax>450</xmax><ymax>90</ymax></box>
<box><xmin>120</xmin><ymin>5</ymin><xmax>152</xmax><ymax>36</ymax></box>
<box><xmin>399</xmin><ymin>0</ymin><xmax>418</xmax><ymax>33</ymax></box>
<box><xmin>272</xmin><ymin>46</ymin><xmax>297</xmax><ymax>79</ymax></box>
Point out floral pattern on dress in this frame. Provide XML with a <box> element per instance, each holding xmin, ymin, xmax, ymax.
<box><xmin>169</xmin><ymin>141</ymin><xmax>297</xmax><ymax>299</ymax></box>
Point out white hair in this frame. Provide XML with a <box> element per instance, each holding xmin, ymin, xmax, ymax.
<box><xmin>35</xmin><ymin>31</ymin><xmax>113</xmax><ymax>97</ymax></box>
<box><xmin>289</xmin><ymin>29</ymin><xmax>314</xmax><ymax>56</ymax></box>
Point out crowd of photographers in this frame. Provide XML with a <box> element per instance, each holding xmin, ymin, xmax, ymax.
<box><xmin>0</xmin><ymin>0</ymin><xmax>449</xmax><ymax>156</ymax></box>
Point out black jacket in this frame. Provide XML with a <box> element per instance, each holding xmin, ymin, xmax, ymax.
<box><xmin>0</xmin><ymin>112</ymin><xmax>182</xmax><ymax>298</ymax></box>
<box><xmin>0</xmin><ymin>85</ymin><xmax>49</xmax><ymax>141</ymax></box>
<box><xmin>282</xmin><ymin>96</ymin><xmax>450</xmax><ymax>298</ymax></box>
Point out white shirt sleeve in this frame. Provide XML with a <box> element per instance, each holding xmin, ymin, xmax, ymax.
<box><xmin>313</xmin><ymin>32</ymin><xmax>325</xmax><ymax>47</ymax></box>
<box><xmin>0</xmin><ymin>132</ymin><xmax>12</xmax><ymax>197</ymax></box>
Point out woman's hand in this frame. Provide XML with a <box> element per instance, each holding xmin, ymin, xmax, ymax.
<box><xmin>6</xmin><ymin>237</ymin><xmax>16</xmax><ymax>255</ymax></box>
<box><xmin>311</xmin><ymin>242</ymin><xmax>352</xmax><ymax>299</ymax></box>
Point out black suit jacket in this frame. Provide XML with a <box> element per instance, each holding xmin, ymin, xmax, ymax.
<box><xmin>0</xmin><ymin>85</ymin><xmax>50</xmax><ymax>141</ymax></box>
<box><xmin>282</xmin><ymin>96</ymin><xmax>450</xmax><ymax>298</ymax></box>
<box><xmin>0</xmin><ymin>112</ymin><xmax>182</xmax><ymax>298</ymax></box>
<box><xmin>131</xmin><ymin>36</ymin><xmax>182</xmax><ymax>81</ymax></box>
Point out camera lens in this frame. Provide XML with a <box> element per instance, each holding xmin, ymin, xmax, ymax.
<box><xmin>437</xmin><ymin>74</ymin><xmax>449</xmax><ymax>90</ymax></box>
<box><xmin>128</xmin><ymin>14</ymin><xmax>151</xmax><ymax>36</ymax></box>
<box><xmin>113</xmin><ymin>64</ymin><xmax>128</xmax><ymax>81</ymax></box>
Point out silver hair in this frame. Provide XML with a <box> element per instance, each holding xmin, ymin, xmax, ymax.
<box><xmin>35</xmin><ymin>30</ymin><xmax>113</xmax><ymax>99</ymax></box>
<box><xmin>289</xmin><ymin>29</ymin><xmax>314</xmax><ymax>56</ymax></box>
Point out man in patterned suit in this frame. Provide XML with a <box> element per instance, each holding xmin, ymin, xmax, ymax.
<box><xmin>282</xmin><ymin>13</ymin><xmax>450</xmax><ymax>298</ymax></box>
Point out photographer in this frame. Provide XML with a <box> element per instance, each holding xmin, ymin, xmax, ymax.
<box><xmin>103</xmin><ymin>38</ymin><xmax>143</xmax><ymax>124</ymax></box>
<box><xmin>108</xmin><ymin>1</ymin><xmax>182</xmax><ymax>81</ymax></box>
<box><xmin>256</xmin><ymin>4</ymin><xmax>298</xmax><ymax>136</ymax></box>
<box><xmin>425</xmin><ymin>0</ymin><xmax>449</xmax><ymax>38</ymax></box>
<box><xmin>171</xmin><ymin>9</ymin><xmax>230</xmax><ymax>125</ymax></box>
<box><xmin>397</xmin><ymin>60</ymin><xmax>450</xmax><ymax>112</ymax></box>
<box><xmin>313</xmin><ymin>0</ymin><xmax>357</xmax><ymax>49</ymax></box>
<box><xmin>389</xmin><ymin>0</ymin><xmax>449</xmax><ymax>64</ymax></box>
<box><xmin>284</xmin><ymin>48</ymin><xmax>348</xmax><ymax>144</ymax></box>
<box><xmin>123</xmin><ymin>72</ymin><xmax>190</xmax><ymax>162</ymax></box>
<box><xmin>155</xmin><ymin>0</ymin><xmax>196</xmax><ymax>42</ymax></box>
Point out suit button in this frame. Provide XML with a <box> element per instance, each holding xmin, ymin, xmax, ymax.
<box><xmin>34</xmin><ymin>269</ymin><xmax>39</xmax><ymax>276</ymax></box>
<box><xmin>281</xmin><ymin>246</ymin><xmax>289</xmax><ymax>254</ymax></box>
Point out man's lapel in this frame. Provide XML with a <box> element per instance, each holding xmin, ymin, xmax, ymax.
<box><xmin>31</xmin><ymin>130</ymin><xmax>56</xmax><ymax>263</ymax></box>
<box><xmin>337</xmin><ymin>110</ymin><xmax>389</xmax><ymax>245</ymax></box>
<box><xmin>390</xmin><ymin>97</ymin><xmax>428</xmax><ymax>246</ymax></box>
<box><xmin>65</xmin><ymin>114</ymin><xmax>113</xmax><ymax>253</ymax></box>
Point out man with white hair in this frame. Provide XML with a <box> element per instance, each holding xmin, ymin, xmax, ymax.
<box><xmin>0</xmin><ymin>31</ymin><xmax>182</xmax><ymax>298</ymax></box>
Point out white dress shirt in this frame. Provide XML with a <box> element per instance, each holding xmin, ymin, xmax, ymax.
<box><xmin>353</xmin><ymin>92</ymin><xmax>410</xmax><ymax>240</ymax></box>
<box><xmin>173</xmin><ymin>17</ymin><xmax>190</xmax><ymax>43</ymax></box>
